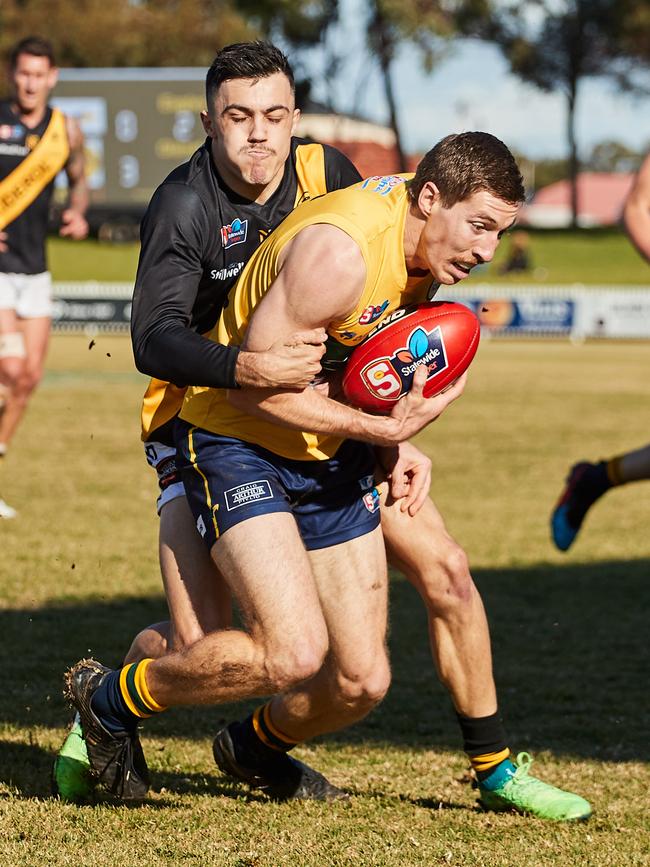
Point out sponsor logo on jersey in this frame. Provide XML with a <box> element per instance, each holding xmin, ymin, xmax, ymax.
<box><xmin>210</xmin><ymin>261</ymin><xmax>245</xmax><ymax>281</ymax></box>
<box><xmin>225</xmin><ymin>479</ymin><xmax>273</xmax><ymax>511</ymax></box>
<box><xmin>0</xmin><ymin>124</ymin><xmax>23</xmax><ymax>141</ymax></box>
<box><xmin>360</xmin><ymin>324</ymin><xmax>449</xmax><ymax>402</ymax></box>
<box><xmin>220</xmin><ymin>218</ymin><xmax>248</xmax><ymax>248</ymax></box>
<box><xmin>0</xmin><ymin>143</ymin><xmax>29</xmax><ymax>157</ymax></box>
<box><xmin>361</xmin><ymin>175</ymin><xmax>406</xmax><ymax>196</ymax></box>
<box><xmin>358</xmin><ymin>300</ymin><xmax>389</xmax><ymax>325</ymax></box>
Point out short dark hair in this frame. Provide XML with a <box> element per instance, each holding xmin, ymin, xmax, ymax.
<box><xmin>206</xmin><ymin>41</ymin><xmax>294</xmax><ymax>108</ymax></box>
<box><xmin>10</xmin><ymin>36</ymin><xmax>56</xmax><ymax>68</ymax></box>
<box><xmin>408</xmin><ymin>132</ymin><xmax>525</xmax><ymax>208</ymax></box>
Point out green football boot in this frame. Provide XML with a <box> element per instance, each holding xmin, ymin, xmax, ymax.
<box><xmin>52</xmin><ymin>715</ymin><xmax>95</xmax><ymax>803</ymax></box>
<box><xmin>478</xmin><ymin>752</ymin><xmax>592</xmax><ymax>821</ymax></box>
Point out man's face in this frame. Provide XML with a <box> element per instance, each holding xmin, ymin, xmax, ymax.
<box><xmin>202</xmin><ymin>72</ymin><xmax>299</xmax><ymax>195</ymax></box>
<box><xmin>417</xmin><ymin>186</ymin><xmax>519</xmax><ymax>284</ymax></box>
<box><xmin>11</xmin><ymin>53</ymin><xmax>57</xmax><ymax>115</ymax></box>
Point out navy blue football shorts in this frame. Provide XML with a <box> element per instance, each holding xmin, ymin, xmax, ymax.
<box><xmin>175</xmin><ymin>421</ymin><xmax>380</xmax><ymax>552</ymax></box>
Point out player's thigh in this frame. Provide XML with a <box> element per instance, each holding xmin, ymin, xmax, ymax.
<box><xmin>381</xmin><ymin>487</ymin><xmax>453</xmax><ymax>578</ymax></box>
<box><xmin>0</xmin><ymin>307</ymin><xmax>18</xmax><ymax>333</ymax></box>
<box><xmin>0</xmin><ymin>300</ymin><xmax>24</xmax><ymax>382</ymax></box>
<box><xmin>308</xmin><ymin>524</ymin><xmax>388</xmax><ymax>672</ymax></box>
<box><xmin>177</xmin><ymin>424</ymin><xmax>328</xmax><ymax>654</ymax></box>
<box><xmin>212</xmin><ymin>512</ymin><xmax>327</xmax><ymax>662</ymax></box>
<box><xmin>159</xmin><ymin>494</ymin><xmax>231</xmax><ymax>640</ymax></box>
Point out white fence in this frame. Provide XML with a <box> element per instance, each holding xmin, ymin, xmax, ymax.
<box><xmin>51</xmin><ymin>282</ymin><xmax>650</xmax><ymax>339</ymax></box>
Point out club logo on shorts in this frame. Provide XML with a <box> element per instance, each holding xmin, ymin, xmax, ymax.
<box><xmin>221</xmin><ymin>218</ymin><xmax>248</xmax><ymax>248</ymax></box>
<box><xmin>225</xmin><ymin>479</ymin><xmax>273</xmax><ymax>511</ymax></box>
<box><xmin>360</xmin><ymin>324</ymin><xmax>449</xmax><ymax>402</ymax></box>
<box><xmin>196</xmin><ymin>515</ymin><xmax>207</xmax><ymax>537</ymax></box>
<box><xmin>363</xmin><ymin>488</ymin><xmax>380</xmax><ymax>513</ymax></box>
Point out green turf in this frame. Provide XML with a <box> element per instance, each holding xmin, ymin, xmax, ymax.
<box><xmin>46</xmin><ymin>228</ymin><xmax>650</xmax><ymax>286</ymax></box>
<box><xmin>1</xmin><ymin>335</ymin><xmax>649</xmax><ymax>865</ymax></box>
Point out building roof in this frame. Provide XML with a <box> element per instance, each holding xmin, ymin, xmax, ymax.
<box><xmin>522</xmin><ymin>172</ymin><xmax>635</xmax><ymax>227</ymax></box>
<box><xmin>296</xmin><ymin>112</ymin><xmax>420</xmax><ymax>178</ymax></box>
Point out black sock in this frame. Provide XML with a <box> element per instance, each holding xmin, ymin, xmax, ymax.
<box><xmin>230</xmin><ymin>703</ymin><xmax>298</xmax><ymax>767</ymax></box>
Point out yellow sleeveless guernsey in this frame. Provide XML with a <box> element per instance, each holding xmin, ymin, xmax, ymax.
<box><xmin>180</xmin><ymin>174</ymin><xmax>434</xmax><ymax>461</ymax></box>
<box><xmin>140</xmin><ymin>142</ymin><xmax>330</xmax><ymax>442</ymax></box>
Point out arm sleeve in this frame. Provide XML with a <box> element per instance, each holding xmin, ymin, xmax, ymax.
<box><xmin>130</xmin><ymin>183</ymin><xmax>240</xmax><ymax>389</ymax></box>
<box><xmin>323</xmin><ymin>145</ymin><xmax>362</xmax><ymax>190</ymax></box>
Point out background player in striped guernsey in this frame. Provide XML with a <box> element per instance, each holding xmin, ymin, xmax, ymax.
<box><xmin>0</xmin><ymin>36</ymin><xmax>88</xmax><ymax>519</ymax></box>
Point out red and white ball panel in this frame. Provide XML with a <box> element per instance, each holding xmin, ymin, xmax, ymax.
<box><xmin>342</xmin><ymin>301</ymin><xmax>480</xmax><ymax>413</ymax></box>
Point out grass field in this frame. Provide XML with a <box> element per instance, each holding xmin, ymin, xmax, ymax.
<box><xmin>1</xmin><ymin>335</ymin><xmax>649</xmax><ymax>866</ymax></box>
<box><xmin>46</xmin><ymin>228</ymin><xmax>650</xmax><ymax>285</ymax></box>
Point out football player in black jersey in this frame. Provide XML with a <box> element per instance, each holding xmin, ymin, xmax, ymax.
<box><xmin>0</xmin><ymin>36</ymin><xmax>88</xmax><ymax>519</ymax></box>
<box><xmin>56</xmin><ymin>44</ymin><xmax>591</xmax><ymax>822</ymax></box>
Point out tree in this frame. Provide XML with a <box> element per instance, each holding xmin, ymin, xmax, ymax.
<box><xmin>0</xmin><ymin>0</ymin><xmax>254</xmax><ymax>68</ymax></box>
<box><xmin>0</xmin><ymin>0</ymin><xmax>337</xmax><ymax>70</ymax></box>
<box><xmin>365</xmin><ymin>1</ymin><xmax>455</xmax><ymax>171</ymax></box>
<box><xmin>586</xmin><ymin>141</ymin><xmax>646</xmax><ymax>174</ymax></box>
<box><xmin>459</xmin><ymin>0</ymin><xmax>650</xmax><ymax>226</ymax></box>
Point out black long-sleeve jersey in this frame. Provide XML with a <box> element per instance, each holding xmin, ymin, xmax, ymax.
<box><xmin>132</xmin><ymin>136</ymin><xmax>361</xmax><ymax>443</ymax></box>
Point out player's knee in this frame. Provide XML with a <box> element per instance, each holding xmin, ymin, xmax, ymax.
<box><xmin>265</xmin><ymin>635</ymin><xmax>328</xmax><ymax>692</ymax></box>
<box><xmin>21</xmin><ymin>366</ymin><xmax>43</xmax><ymax>395</ymax></box>
<box><xmin>334</xmin><ymin>653</ymin><xmax>391</xmax><ymax>712</ymax></box>
<box><xmin>0</xmin><ymin>357</ymin><xmax>23</xmax><ymax>389</ymax></box>
<box><xmin>417</xmin><ymin>542</ymin><xmax>473</xmax><ymax>611</ymax></box>
<box><xmin>123</xmin><ymin>623</ymin><xmax>170</xmax><ymax>664</ymax></box>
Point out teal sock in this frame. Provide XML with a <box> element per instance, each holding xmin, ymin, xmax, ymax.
<box><xmin>478</xmin><ymin>757</ymin><xmax>517</xmax><ymax>790</ymax></box>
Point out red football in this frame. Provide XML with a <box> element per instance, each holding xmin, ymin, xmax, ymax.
<box><xmin>342</xmin><ymin>301</ymin><xmax>480</xmax><ymax>413</ymax></box>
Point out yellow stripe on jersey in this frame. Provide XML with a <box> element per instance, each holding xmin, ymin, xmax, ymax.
<box><xmin>180</xmin><ymin>177</ymin><xmax>434</xmax><ymax>461</ymax></box>
<box><xmin>0</xmin><ymin>109</ymin><xmax>69</xmax><ymax>230</ymax></box>
<box><xmin>293</xmin><ymin>142</ymin><xmax>326</xmax><ymax>208</ymax></box>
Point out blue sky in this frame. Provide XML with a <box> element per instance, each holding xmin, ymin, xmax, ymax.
<box><xmin>304</xmin><ymin>2</ymin><xmax>650</xmax><ymax>160</ymax></box>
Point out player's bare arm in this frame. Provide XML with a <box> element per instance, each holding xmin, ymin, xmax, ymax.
<box><xmin>228</xmin><ymin>224</ymin><xmax>467</xmax><ymax>445</ymax></box>
<box><xmin>234</xmin><ymin>327</ymin><xmax>327</xmax><ymax>390</ymax></box>
<box><xmin>60</xmin><ymin>116</ymin><xmax>89</xmax><ymax>239</ymax></box>
<box><xmin>624</xmin><ymin>153</ymin><xmax>650</xmax><ymax>262</ymax></box>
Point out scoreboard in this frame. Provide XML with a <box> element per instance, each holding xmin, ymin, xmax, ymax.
<box><xmin>52</xmin><ymin>68</ymin><xmax>206</xmax><ymax>208</ymax></box>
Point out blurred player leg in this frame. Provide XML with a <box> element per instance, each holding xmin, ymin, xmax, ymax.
<box><xmin>0</xmin><ymin>313</ymin><xmax>50</xmax><ymax>447</ymax></box>
<box><xmin>551</xmin><ymin>443</ymin><xmax>650</xmax><ymax>552</ymax></box>
<box><xmin>0</xmin><ymin>305</ymin><xmax>27</xmax><ymax>518</ymax></box>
